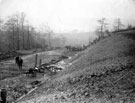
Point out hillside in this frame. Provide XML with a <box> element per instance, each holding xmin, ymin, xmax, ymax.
<box><xmin>18</xmin><ymin>32</ymin><xmax>135</xmax><ymax>103</ymax></box>
<box><xmin>57</xmin><ymin>31</ymin><xmax>97</xmax><ymax>46</ymax></box>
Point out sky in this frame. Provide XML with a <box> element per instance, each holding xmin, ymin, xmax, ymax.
<box><xmin>0</xmin><ymin>0</ymin><xmax>135</xmax><ymax>33</ymax></box>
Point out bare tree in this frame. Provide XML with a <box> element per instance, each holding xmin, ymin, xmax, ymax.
<box><xmin>26</xmin><ymin>23</ymin><xmax>31</xmax><ymax>49</ymax></box>
<box><xmin>113</xmin><ymin>18</ymin><xmax>124</xmax><ymax>31</ymax></box>
<box><xmin>41</xmin><ymin>24</ymin><xmax>53</xmax><ymax>49</ymax></box>
<box><xmin>127</xmin><ymin>23</ymin><xmax>133</xmax><ymax>29</ymax></box>
<box><xmin>11</xmin><ymin>13</ymin><xmax>20</xmax><ymax>50</ymax></box>
<box><xmin>20</xmin><ymin>12</ymin><xmax>26</xmax><ymax>49</ymax></box>
<box><xmin>30</xmin><ymin>27</ymin><xmax>35</xmax><ymax>49</ymax></box>
<box><xmin>97</xmin><ymin>18</ymin><xmax>108</xmax><ymax>38</ymax></box>
<box><xmin>98</xmin><ymin>18</ymin><xmax>108</xmax><ymax>32</ymax></box>
<box><xmin>5</xmin><ymin>17</ymin><xmax>17</xmax><ymax>50</ymax></box>
<box><xmin>0</xmin><ymin>12</ymin><xmax>56</xmax><ymax>52</ymax></box>
<box><xmin>0</xmin><ymin>19</ymin><xmax>3</xmax><ymax>51</ymax></box>
<box><xmin>8</xmin><ymin>13</ymin><xmax>21</xmax><ymax>50</ymax></box>
<box><xmin>0</xmin><ymin>19</ymin><xmax>3</xmax><ymax>32</ymax></box>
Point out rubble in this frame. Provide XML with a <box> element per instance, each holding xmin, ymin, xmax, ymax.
<box><xmin>26</xmin><ymin>55</ymin><xmax>68</xmax><ymax>77</ymax></box>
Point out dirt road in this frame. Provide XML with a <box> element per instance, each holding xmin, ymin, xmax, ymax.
<box><xmin>0</xmin><ymin>50</ymin><xmax>63</xmax><ymax>80</ymax></box>
<box><xmin>0</xmin><ymin>49</ymin><xmax>74</xmax><ymax>102</ymax></box>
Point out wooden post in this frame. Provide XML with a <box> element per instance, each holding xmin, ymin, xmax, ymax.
<box><xmin>35</xmin><ymin>54</ymin><xmax>38</xmax><ymax>67</ymax></box>
<box><xmin>0</xmin><ymin>89</ymin><xmax>7</xmax><ymax>103</ymax></box>
<box><xmin>39</xmin><ymin>59</ymin><xmax>42</xmax><ymax>67</ymax></box>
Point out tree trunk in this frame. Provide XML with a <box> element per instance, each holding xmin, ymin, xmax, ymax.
<box><xmin>22</xmin><ymin>27</ymin><xmax>25</xmax><ymax>49</ymax></box>
<box><xmin>12</xmin><ymin>26</ymin><xmax>15</xmax><ymax>50</ymax></box>
<box><xmin>27</xmin><ymin>27</ymin><xmax>30</xmax><ymax>49</ymax></box>
<box><xmin>16</xmin><ymin>20</ymin><xmax>20</xmax><ymax>50</ymax></box>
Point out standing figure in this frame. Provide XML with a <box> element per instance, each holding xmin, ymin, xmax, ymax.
<box><xmin>15</xmin><ymin>56</ymin><xmax>23</xmax><ymax>72</ymax></box>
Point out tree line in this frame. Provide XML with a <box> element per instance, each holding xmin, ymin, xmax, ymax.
<box><xmin>88</xmin><ymin>17</ymin><xmax>135</xmax><ymax>47</ymax></box>
<box><xmin>0</xmin><ymin>12</ymin><xmax>66</xmax><ymax>53</ymax></box>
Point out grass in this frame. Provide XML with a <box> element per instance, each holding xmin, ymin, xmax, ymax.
<box><xmin>39</xmin><ymin>32</ymin><xmax>135</xmax><ymax>103</ymax></box>
<box><xmin>58</xmin><ymin>34</ymin><xmax>135</xmax><ymax>78</ymax></box>
<box><xmin>63</xmin><ymin>63</ymin><xmax>135</xmax><ymax>102</ymax></box>
<box><xmin>58</xmin><ymin>33</ymin><xmax>135</xmax><ymax>102</ymax></box>
<box><xmin>1</xmin><ymin>32</ymin><xmax>135</xmax><ymax>103</ymax></box>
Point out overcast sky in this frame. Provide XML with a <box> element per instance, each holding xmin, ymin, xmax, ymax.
<box><xmin>0</xmin><ymin>0</ymin><xmax>135</xmax><ymax>32</ymax></box>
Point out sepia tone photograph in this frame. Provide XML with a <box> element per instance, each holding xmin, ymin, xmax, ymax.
<box><xmin>0</xmin><ymin>0</ymin><xmax>135</xmax><ymax>103</ymax></box>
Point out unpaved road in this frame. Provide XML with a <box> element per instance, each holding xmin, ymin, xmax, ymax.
<box><xmin>0</xmin><ymin>49</ymin><xmax>79</xmax><ymax>103</ymax></box>
<box><xmin>0</xmin><ymin>50</ymin><xmax>64</xmax><ymax>80</ymax></box>
<box><xmin>0</xmin><ymin>50</ymin><xmax>62</xmax><ymax>70</ymax></box>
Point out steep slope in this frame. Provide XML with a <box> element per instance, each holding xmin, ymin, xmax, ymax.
<box><xmin>19</xmin><ymin>32</ymin><xmax>135</xmax><ymax>103</ymax></box>
<box><xmin>60</xmin><ymin>33</ymin><xmax>135</xmax><ymax>77</ymax></box>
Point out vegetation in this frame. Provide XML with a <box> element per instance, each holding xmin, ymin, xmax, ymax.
<box><xmin>0</xmin><ymin>12</ymin><xmax>66</xmax><ymax>53</ymax></box>
<box><xmin>9</xmin><ymin>30</ymin><xmax>134</xmax><ymax>103</ymax></box>
<box><xmin>0</xmin><ymin>12</ymin><xmax>135</xmax><ymax>103</ymax></box>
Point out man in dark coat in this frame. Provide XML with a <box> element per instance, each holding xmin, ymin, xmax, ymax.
<box><xmin>15</xmin><ymin>56</ymin><xmax>23</xmax><ymax>72</ymax></box>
